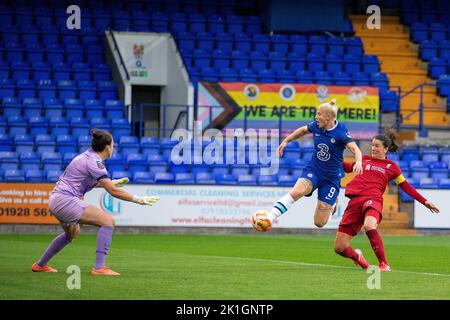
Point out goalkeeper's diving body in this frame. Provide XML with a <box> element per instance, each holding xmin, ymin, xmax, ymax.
<box><xmin>32</xmin><ymin>129</ymin><xmax>160</xmax><ymax>276</ymax></box>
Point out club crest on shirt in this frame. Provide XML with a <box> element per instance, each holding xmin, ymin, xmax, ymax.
<box><xmin>97</xmin><ymin>161</ymin><xmax>105</xmax><ymax>169</ymax></box>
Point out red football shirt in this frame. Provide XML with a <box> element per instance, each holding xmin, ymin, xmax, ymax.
<box><xmin>345</xmin><ymin>155</ymin><xmax>404</xmax><ymax>198</ymax></box>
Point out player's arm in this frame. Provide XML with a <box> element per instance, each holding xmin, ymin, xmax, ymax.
<box><xmin>98</xmin><ymin>178</ymin><xmax>160</xmax><ymax>206</ymax></box>
<box><xmin>277</xmin><ymin>125</ymin><xmax>310</xmax><ymax>157</ymax></box>
<box><xmin>342</xmin><ymin>160</ymin><xmax>355</xmax><ymax>173</ymax></box>
<box><xmin>94</xmin><ymin>177</ymin><xmax>129</xmax><ymax>188</ymax></box>
<box><xmin>345</xmin><ymin>142</ymin><xmax>363</xmax><ymax>175</ymax></box>
<box><xmin>395</xmin><ymin>174</ymin><xmax>440</xmax><ymax>214</ymax></box>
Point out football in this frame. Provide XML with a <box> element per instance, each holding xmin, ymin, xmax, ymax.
<box><xmin>251</xmin><ymin>210</ymin><xmax>272</xmax><ymax>232</ymax></box>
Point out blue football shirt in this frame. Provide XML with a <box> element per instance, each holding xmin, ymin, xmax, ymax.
<box><xmin>306</xmin><ymin>120</ymin><xmax>353</xmax><ymax>179</ymax></box>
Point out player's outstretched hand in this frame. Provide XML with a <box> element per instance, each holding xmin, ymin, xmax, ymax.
<box><xmin>277</xmin><ymin>141</ymin><xmax>287</xmax><ymax>157</ymax></box>
<box><xmin>353</xmin><ymin>161</ymin><xmax>363</xmax><ymax>175</ymax></box>
<box><xmin>112</xmin><ymin>177</ymin><xmax>129</xmax><ymax>188</ymax></box>
<box><xmin>136</xmin><ymin>196</ymin><xmax>160</xmax><ymax>206</ymax></box>
<box><xmin>424</xmin><ymin>201</ymin><xmax>440</xmax><ymax>214</ymax></box>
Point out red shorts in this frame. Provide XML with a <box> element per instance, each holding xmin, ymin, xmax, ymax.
<box><xmin>338</xmin><ymin>196</ymin><xmax>383</xmax><ymax>237</ymax></box>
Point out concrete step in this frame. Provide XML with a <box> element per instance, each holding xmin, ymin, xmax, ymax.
<box><xmin>382</xmin><ymin>211</ymin><xmax>410</xmax><ymax>221</ymax></box>
<box><xmin>378</xmin><ymin>220</ymin><xmax>410</xmax><ymax>229</ymax></box>
<box><xmin>401</xmin><ymin>92</ymin><xmax>445</xmax><ymax>109</ymax></box>
<box><xmin>400</xmin><ymin>110</ymin><xmax>450</xmax><ymax>126</ymax></box>
<box><xmin>356</xmin><ymin>31</ymin><xmax>410</xmax><ymax>40</ymax></box>
<box><xmin>388</xmin><ymin>73</ymin><xmax>429</xmax><ymax>91</ymax></box>
<box><xmin>363</xmin><ymin>38</ymin><xmax>414</xmax><ymax>52</ymax></box>
<box><xmin>350</xmin><ymin>15</ymin><xmax>400</xmax><ymax>23</ymax></box>
<box><xmin>378</xmin><ymin>228</ymin><xmax>417</xmax><ymax>236</ymax></box>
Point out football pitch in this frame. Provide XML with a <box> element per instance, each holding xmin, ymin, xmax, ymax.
<box><xmin>1</xmin><ymin>233</ymin><xmax>450</xmax><ymax>300</ymax></box>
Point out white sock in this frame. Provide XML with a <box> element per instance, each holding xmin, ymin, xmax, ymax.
<box><xmin>270</xmin><ymin>193</ymin><xmax>295</xmax><ymax>221</ymax></box>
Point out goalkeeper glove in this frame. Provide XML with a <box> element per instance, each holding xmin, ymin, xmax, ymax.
<box><xmin>112</xmin><ymin>177</ymin><xmax>129</xmax><ymax>188</ymax></box>
<box><xmin>132</xmin><ymin>195</ymin><xmax>160</xmax><ymax>206</ymax></box>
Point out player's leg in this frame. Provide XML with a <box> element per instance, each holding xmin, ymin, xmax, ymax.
<box><xmin>33</xmin><ymin>196</ymin><xmax>82</xmax><ymax>273</ymax></box>
<box><xmin>32</xmin><ymin>224</ymin><xmax>76</xmax><ymax>272</ymax></box>
<box><xmin>313</xmin><ymin>200</ymin><xmax>333</xmax><ymax>228</ymax></box>
<box><xmin>268</xmin><ymin>177</ymin><xmax>314</xmax><ymax>222</ymax></box>
<box><xmin>334</xmin><ymin>198</ymin><xmax>370</xmax><ymax>269</ymax></box>
<box><xmin>79</xmin><ymin>205</ymin><xmax>119</xmax><ymax>276</ymax></box>
<box><xmin>363</xmin><ymin>209</ymin><xmax>390</xmax><ymax>271</ymax></box>
<box><xmin>314</xmin><ymin>181</ymin><xmax>339</xmax><ymax>228</ymax></box>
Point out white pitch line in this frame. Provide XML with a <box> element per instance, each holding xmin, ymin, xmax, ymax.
<box><xmin>201</xmin><ymin>254</ymin><xmax>450</xmax><ymax>278</ymax></box>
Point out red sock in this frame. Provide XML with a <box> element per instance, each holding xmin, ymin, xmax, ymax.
<box><xmin>337</xmin><ymin>247</ymin><xmax>359</xmax><ymax>262</ymax></box>
<box><xmin>366</xmin><ymin>229</ymin><xmax>387</xmax><ymax>265</ymax></box>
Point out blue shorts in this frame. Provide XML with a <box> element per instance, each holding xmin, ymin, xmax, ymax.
<box><xmin>299</xmin><ymin>166</ymin><xmax>341</xmax><ymax>205</ymax></box>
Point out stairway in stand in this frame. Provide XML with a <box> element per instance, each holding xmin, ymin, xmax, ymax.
<box><xmin>351</xmin><ymin>15</ymin><xmax>449</xmax><ymax>127</ymax></box>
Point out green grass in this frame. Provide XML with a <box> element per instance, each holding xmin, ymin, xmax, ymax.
<box><xmin>1</xmin><ymin>233</ymin><xmax>450</xmax><ymax>299</ymax></box>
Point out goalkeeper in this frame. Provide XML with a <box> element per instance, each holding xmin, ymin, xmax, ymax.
<box><xmin>32</xmin><ymin>129</ymin><xmax>160</xmax><ymax>276</ymax></box>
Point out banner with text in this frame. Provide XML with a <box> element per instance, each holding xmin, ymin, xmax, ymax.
<box><xmin>198</xmin><ymin>82</ymin><xmax>379</xmax><ymax>139</ymax></box>
<box><xmin>0</xmin><ymin>184</ymin><xmax>58</xmax><ymax>224</ymax></box>
<box><xmin>83</xmin><ymin>185</ymin><xmax>349</xmax><ymax>229</ymax></box>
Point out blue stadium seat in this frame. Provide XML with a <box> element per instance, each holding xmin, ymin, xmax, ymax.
<box><xmin>105</xmin><ymin>153</ymin><xmax>125</xmax><ymax>172</ymax></box>
<box><xmin>429</xmin><ymin>57</ymin><xmax>446</xmax><ymax>78</ymax></box>
<box><xmin>79</xmin><ymin>81</ymin><xmax>98</xmax><ymax>100</ymax></box>
<box><xmin>17</xmin><ymin>79</ymin><xmax>36</xmax><ymax>99</ymax></box>
<box><xmin>132</xmin><ymin>171</ymin><xmax>153</xmax><ymax>184</ymax></box>
<box><xmin>215</xmin><ymin>173</ymin><xmax>237</xmax><ymax>185</ymax></box>
<box><xmin>7</xmin><ymin>116</ymin><xmax>27</xmax><ymax>136</ymax></box>
<box><xmin>237</xmin><ymin>174</ymin><xmax>257</xmax><ymax>185</ymax></box>
<box><xmin>154</xmin><ymin>172</ymin><xmax>175</xmax><ymax>184</ymax></box>
<box><xmin>25</xmin><ymin>169</ymin><xmax>44</xmax><ymax>182</ymax></box>
<box><xmin>49</xmin><ymin>116</ymin><xmax>69</xmax><ymax>137</ymax></box>
<box><xmin>63</xmin><ymin>152</ymin><xmax>77</xmax><ymax>166</ymax></box>
<box><xmin>0</xmin><ymin>152</ymin><xmax>19</xmax><ymax>170</ymax></box>
<box><xmin>257</xmin><ymin>175</ymin><xmax>278</xmax><ymax>186</ymax></box>
<box><xmin>411</xmin><ymin>168</ymin><xmax>430</xmax><ymax>180</ymax></box>
<box><xmin>127</xmin><ymin>153</ymin><xmax>148</xmax><ymax>174</ymax></box>
<box><xmin>43</xmin><ymin>98</ymin><xmax>64</xmax><ymax>118</ymax></box>
<box><xmin>20</xmin><ymin>152</ymin><xmax>40</xmax><ymax>171</ymax></box>
<box><xmin>90</xmin><ymin>117</ymin><xmax>111</xmax><ymax>132</ymax></box>
<box><xmin>411</xmin><ymin>22</ymin><xmax>429</xmax><ymax>42</ymax></box>
<box><xmin>195</xmin><ymin>172</ymin><xmax>216</xmax><ymax>185</ymax></box>
<box><xmin>278</xmin><ymin>175</ymin><xmax>296</xmax><ymax>186</ymax></box>
<box><xmin>0</xmin><ymin>79</ymin><xmax>15</xmax><ymax>98</ymax></box>
<box><xmin>328</xmin><ymin>37</ymin><xmax>345</xmax><ymax>56</ymax></box>
<box><xmin>104</xmin><ymin>100</ymin><xmax>125</xmax><ymax>119</ymax></box>
<box><xmin>28</xmin><ymin>116</ymin><xmax>47</xmax><ymax>136</ymax></box>
<box><xmin>97</xmin><ymin>81</ymin><xmax>118</xmax><ymax>100</ymax></box>
<box><xmin>421</xmin><ymin>149</ymin><xmax>439</xmax><ymax>165</ymax></box>
<box><xmin>14</xmin><ymin>134</ymin><xmax>34</xmax><ymax>153</ymax></box>
<box><xmin>420</xmin><ymin>40</ymin><xmax>438</xmax><ymax>61</ymax></box>
<box><xmin>120</xmin><ymin>136</ymin><xmax>140</xmax><ymax>156</ymax></box>
<box><xmin>438</xmin><ymin>178</ymin><xmax>450</xmax><ymax>188</ymax></box>
<box><xmin>140</xmin><ymin>136</ymin><xmax>160</xmax><ymax>156</ymax></box>
<box><xmin>64</xmin><ymin>99</ymin><xmax>85</xmax><ymax>118</ymax></box>
<box><xmin>419</xmin><ymin>177</ymin><xmax>438</xmax><ymax>188</ymax></box>
<box><xmin>438</xmin><ymin>74</ymin><xmax>450</xmax><ymax>96</ymax></box>
<box><xmin>111</xmin><ymin>170</ymin><xmax>131</xmax><ymax>181</ymax></box>
<box><xmin>111</xmin><ymin>118</ymin><xmax>131</xmax><ymax>141</ymax></box>
<box><xmin>175</xmin><ymin>172</ymin><xmax>195</xmax><ymax>184</ymax></box>
<box><xmin>56</xmin><ymin>135</ymin><xmax>77</xmax><ymax>154</ymax></box>
<box><xmin>4</xmin><ymin>169</ymin><xmax>25</xmax><ymax>182</ymax></box>
<box><xmin>380</xmin><ymin>90</ymin><xmax>399</xmax><ymax>112</ymax></box>
<box><xmin>70</xmin><ymin>117</ymin><xmax>90</xmax><ymax>136</ymax></box>
<box><xmin>148</xmin><ymin>154</ymin><xmax>167</xmax><ymax>174</ymax></box>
